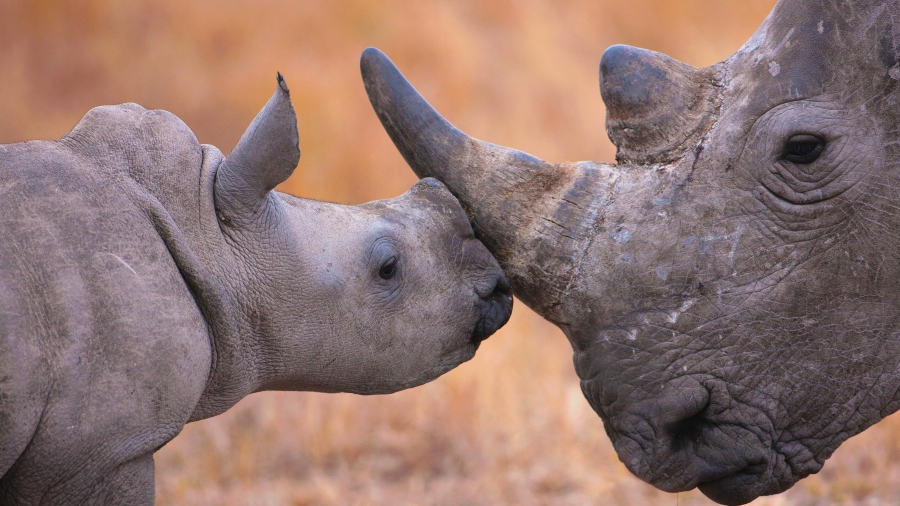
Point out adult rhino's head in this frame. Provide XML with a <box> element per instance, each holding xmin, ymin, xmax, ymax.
<box><xmin>210</xmin><ymin>75</ymin><xmax>511</xmax><ymax>399</ymax></box>
<box><xmin>361</xmin><ymin>0</ymin><xmax>900</xmax><ymax>503</ymax></box>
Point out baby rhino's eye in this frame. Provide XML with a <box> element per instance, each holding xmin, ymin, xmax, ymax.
<box><xmin>782</xmin><ymin>134</ymin><xmax>825</xmax><ymax>164</ymax></box>
<box><xmin>379</xmin><ymin>257</ymin><xmax>398</xmax><ymax>280</ymax></box>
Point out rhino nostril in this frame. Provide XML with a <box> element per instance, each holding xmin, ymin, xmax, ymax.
<box><xmin>476</xmin><ymin>273</ymin><xmax>511</xmax><ymax>300</ymax></box>
<box><xmin>484</xmin><ymin>275</ymin><xmax>512</xmax><ymax>310</ymax></box>
<box><xmin>665</xmin><ymin>407</ymin><xmax>709</xmax><ymax>452</ymax></box>
<box><xmin>660</xmin><ymin>386</ymin><xmax>711</xmax><ymax>452</ymax></box>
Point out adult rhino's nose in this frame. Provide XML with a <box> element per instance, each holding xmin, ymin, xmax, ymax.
<box><xmin>473</xmin><ymin>273</ymin><xmax>513</xmax><ymax>344</ymax></box>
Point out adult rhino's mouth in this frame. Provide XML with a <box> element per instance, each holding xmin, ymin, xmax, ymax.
<box><xmin>696</xmin><ymin>465</ymin><xmax>775</xmax><ymax>506</ymax></box>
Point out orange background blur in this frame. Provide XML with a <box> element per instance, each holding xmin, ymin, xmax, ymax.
<box><xmin>3</xmin><ymin>1</ymin><xmax>899</xmax><ymax>505</ymax></box>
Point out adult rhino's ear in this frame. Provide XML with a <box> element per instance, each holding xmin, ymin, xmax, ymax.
<box><xmin>215</xmin><ymin>73</ymin><xmax>300</xmax><ymax>225</ymax></box>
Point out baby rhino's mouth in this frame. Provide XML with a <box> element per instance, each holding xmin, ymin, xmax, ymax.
<box><xmin>472</xmin><ymin>274</ymin><xmax>513</xmax><ymax>344</ymax></box>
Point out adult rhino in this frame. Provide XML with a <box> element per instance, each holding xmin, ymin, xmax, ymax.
<box><xmin>0</xmin><ymin>75</ymin><xmax>512</xmax><ymax>505</ymax></box>
<box><xmin>361</xmin><ymin>0</ymin><xmax>900</xmax><ymax>503</ymax></box>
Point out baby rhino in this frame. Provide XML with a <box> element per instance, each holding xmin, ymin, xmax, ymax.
<box><xmin>0</xmin><ymin>75</ymin><xmax>512</xmax><ymax>505</ymax></box>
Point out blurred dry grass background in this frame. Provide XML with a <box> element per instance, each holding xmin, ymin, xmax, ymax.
<box><xmin>2</xmin><ymin>0</ymin><xmax>899</xmax><ymax>504</ymax></box>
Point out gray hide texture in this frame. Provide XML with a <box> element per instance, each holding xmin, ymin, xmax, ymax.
<box><xmin>361</xmin><ymin>0</ymin><xmax>900</xmax><ymax>503</ymax></box>
<box><xmin>0</xmin><ymin>74</ymin><xmax>512</xmax><ymax>505</ymax></box>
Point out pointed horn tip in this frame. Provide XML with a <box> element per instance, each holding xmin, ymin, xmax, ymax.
<box><xmin>361</xmin><ymin>48</ymin><xmax>393</xmax><ymax>103</ymax></box>
<box><xmin>360</xmin><ymin>47</ymin><xmax>390</xmax><ymax>75</ymax></box>
<box><xmin>360</xmin><ymin>47</ymin><xmax>407</xmax><ymax>100</ymax></box>
<box><xmin>358</xmin><ymin>46</ymin><xmax>483</xmax><ymax>184</ymax></box>
<box><xmin>359</xmin><ymin>47</ymin><xmax>459</xmax><ymax>134</ymax></box>
<box><xmin>599</xmin><ymin>45</ymin><xmax>670</xmax><ymax>76</ymax></box>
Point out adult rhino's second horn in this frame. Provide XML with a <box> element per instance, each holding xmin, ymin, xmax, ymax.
<box><xmin>361</xmin><ymin>48</ymin><xmax>619</xmax><ymax>325</ymax></box>
<box><xmin>599</xmin><ymin>45</ymin><xmax>721</xmax><ymax>165</ymax></box>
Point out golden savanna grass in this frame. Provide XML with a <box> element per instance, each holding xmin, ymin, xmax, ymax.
<box><xmin>2</xmin><ymin>1</ymin><xmax>900</xmax><ymax>504</ymax></box>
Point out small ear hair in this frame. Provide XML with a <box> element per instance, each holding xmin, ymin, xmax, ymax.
<box><xmin>216</xmin><ymin>73</ymin><xmax>300</xmax><ymax>220</ymax></box>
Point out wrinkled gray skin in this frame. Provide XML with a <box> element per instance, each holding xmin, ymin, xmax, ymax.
<box><xmin>0</xmin><ymin>75</ymin><xmax>511</xmax><ymax>505</ymax></box>
<box><xmin>361</xmin><ymin>0</ymin><xmax>900</xmax><ymax>503</ymax></box>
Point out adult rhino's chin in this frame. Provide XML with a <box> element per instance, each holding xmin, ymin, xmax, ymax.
<box><xmin>698</xmin><ymin>472</ymin><xmax>775</xmax><ymax>506</ymax></box>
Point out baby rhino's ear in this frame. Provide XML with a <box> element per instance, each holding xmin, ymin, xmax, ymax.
<box><xmin>215</xmin><ymin>73</ymin><xmax>300</xmax><ymax>224</ymax></box>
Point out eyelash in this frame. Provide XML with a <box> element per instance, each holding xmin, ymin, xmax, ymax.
<box><xmin>782</xmin><ymin>136</ymin><xmax>825</xmax><ymax>164</ymax></box>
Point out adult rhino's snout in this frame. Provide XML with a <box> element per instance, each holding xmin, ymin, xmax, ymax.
<box><xmin>598</xmin><ymin>375</ymin><xmax>776</xmax><ymax>505</ymax></box>
<box><xmin>473</xmin><ymin>271</ymin><xmax>512</xmax><ymax>344</ymax></box>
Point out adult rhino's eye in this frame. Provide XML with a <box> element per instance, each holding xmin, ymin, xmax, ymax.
<box><xmin>379</xmin><ymin>257</ymin><xmax>398</xmax><ymax>280</ymax></box>
<box><xmin>782</xmin><ymin>135</ymin><xmax>825</xmax><ymax>164</ymax></box>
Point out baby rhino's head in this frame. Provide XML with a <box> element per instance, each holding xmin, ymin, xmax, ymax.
<box><xmin>213</xmin><ymin>75</ymin><xmax>512</xmax><ymax>394</ymax></box>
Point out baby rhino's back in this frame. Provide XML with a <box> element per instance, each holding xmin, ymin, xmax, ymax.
<box><xmin>0</xmin><ymin>132</ymin><xmax>210</xmax><ymax>504</ymax></box>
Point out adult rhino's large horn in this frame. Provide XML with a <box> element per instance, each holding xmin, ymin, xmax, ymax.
<box><xmin>361</xmin><ymin>48</ymin><xmax>618</xmax><ymax>325</ymax></box>
<box><xmin>600</xmin><ymin>45</ymin><xmax>721</xmax><ymax>165</ymax></box>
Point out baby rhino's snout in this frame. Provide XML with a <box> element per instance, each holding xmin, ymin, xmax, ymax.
<box><xmin>473</xmin><ymin>271</ymin><xmax>512</xmax><ymax>343</ymax></box>
<box><xmin>409</xmin><ymin>177</ymin><xmax>513</xmax><ymax>343</ymax></box>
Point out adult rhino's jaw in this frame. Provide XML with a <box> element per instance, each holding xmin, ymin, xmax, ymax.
<box><xmin>361</xmin><ymin>48</ymin><xmax>619</xmax><ymax>327</ymax></box>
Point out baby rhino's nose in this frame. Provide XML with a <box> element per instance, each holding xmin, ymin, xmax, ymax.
<box><xmin>473</xmin><ymin>273</ymin><xmax>512</xmax><ymax>344</ymax></box>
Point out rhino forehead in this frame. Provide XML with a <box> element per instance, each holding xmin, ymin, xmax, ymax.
<box><xmin>727</xmin><ymin>0</ymin><xmax>900</xmax><ymax>128</ymax></box>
